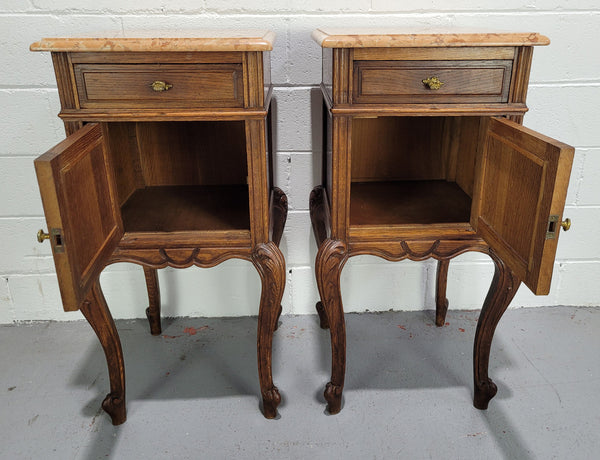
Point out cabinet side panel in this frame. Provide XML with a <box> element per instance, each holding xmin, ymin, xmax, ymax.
<box><xmin>51</xmin><ymin>52</ymin><xmax>82</xmax><ymax>136</ymax></box>
<box><xmin>105</xmin><ymin>123</ymin><xmax>144</xmax><ymax>205</ymax></box>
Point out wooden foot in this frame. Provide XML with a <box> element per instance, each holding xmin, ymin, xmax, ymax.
<box><xmin>324</xmin><ymin>382</ymin><xmax>343</xmax><ymax>414</ymax></box>
<box><xmin>435</xmin><ymin>259</ymin><xmax>450</xmax><ymax>327</ymax></box>
<box><xmin>316</xmin><ymin>239</ymin><xmax>348</xmax><ymax>415</ymax></box>
<box><xmin>143</xmin><ymin>267</ymin><xmax>161</xmax><ymax>336</ymax></box>
<box><xmin>315</xmin><ymin>301</ymin><xmax>329</xmax><ymax>329</ymax></box>
<box><xmin>252</xmin><ymin>242</ymin><xmax>286</xmax><ymax>419</ymax></box>
<box><xmin>271</xmin><ymin>187</ymin><xmax>288</xmax><ymax>247</ymax></box>
<box><xmin>473</xmin><ymin>251</ymin><xmax>521</xmax><ymax>410</ymax></box>
<box><xmin>80</xmin><ymin>282</ymin><xmax>126</xmax><ymax>425</ymax></box>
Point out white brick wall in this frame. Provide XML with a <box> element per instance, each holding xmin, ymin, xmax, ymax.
<box><xmin>1</xmin><ymin>2</ymin><xmax>598</xmax><ymax>322</ymax></box>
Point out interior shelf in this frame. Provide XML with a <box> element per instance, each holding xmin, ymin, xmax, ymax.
<box><xmin>350</xmin><ymin>180</ymin><xmax>471</xmax><ymax>226</ymax></box>
<box><xmin>121</xmin><ymin>185</ymin><xmax>250</xmax><ymax>232</ymax></box>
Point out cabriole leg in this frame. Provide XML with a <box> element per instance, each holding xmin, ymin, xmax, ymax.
<box><xmin>252</xmin><ymin>242</ymin><xmax>286</xmax><ymax>419</ymax></box>
<box><xmin>315</xmin><ymin>239</ymin><xmax>348</xmax><ymax>414</ymax></box>
<box><xmin>143</xmin><ymin>267</ymin><xmax>161</xmax><ymax>336</ymax></box>
<box><xmin>80</xmin><ymin>281</ymin><xmax>126</xmax><ymax>425</ymax></box>
<box><xmin>435</xmin><ymin>259</ymin><xmax>450</xmax><ymax>327</ymax></box>
<box><xmin>473</xmin><ymin>251</ymin><xmax>521</xmax><ymax>409</ymax></box>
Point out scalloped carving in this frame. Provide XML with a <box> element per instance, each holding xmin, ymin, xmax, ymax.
<box><xmin>350</xmin><ymin>239</ymin><xmax>489</xmax><ymax>262</ymax></box>
<box><xmin>108</xmin><ymin>247</ymin><xmax>253</xmax><ymax>269</ymax></box>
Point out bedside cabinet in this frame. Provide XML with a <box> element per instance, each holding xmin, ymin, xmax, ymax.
<box><xmin>310</xmin><ymin>29</ymin><xmax>574</xmax><ymax>414</ymax></box>
<box><xmin>31</xmin><ymin>31</ymin><xmax>287</xmax><ymax>424</ymax></box>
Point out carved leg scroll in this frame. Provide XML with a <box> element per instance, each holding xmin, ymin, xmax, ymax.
<box><xmin>310</xmin><ymin>186</ymin><xmax>332</xmax><ymax>329</ymax></box>
<box><xmin>143</xmin><ymin>267</ymin><xmax>161</xmax><ymax>336</ymax></box>
<box><xmin>435</xmin><ymin>259</ymin><xmax>450</xmax><ymax>327</ymax></box>
<box><xmin>271</xmin><ymin>187</ymin><xmax>288</xmax><ymax>248</ymax></box>
<box><xmin>80</xmin><ymin>281</ymin><xmax>126</xmax><ymax>425</ymax></box>
<box><xmin>252</xmin><ymin>242</ymin><xmax>286</xmax><ymax>419</ymax></box>
<box><xmin>316</xmin><ymin>239</ymin><xmax>348</xmax><ymax>414</ymax></box>
<box><xmin>473</xmin><ymin>251</ymin><xmax>521</xmax><ymax>409</ymax></box>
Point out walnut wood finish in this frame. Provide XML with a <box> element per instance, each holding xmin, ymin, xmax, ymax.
<box><xmin>33</xmin><ymin>35</ymin><xmax>286</xmax><ymax>423</ymax></box>
<box><xmin>435</xmin><ymin>259</ymin><xmax>450</xmax><ymax>327</ymax></box>
<box><xmin>74</xmin><ymin>63</ymin><xmax>244</xmax><ymax>109</ymax></box>
<box><xmin>143</xmin><ymin>267</ymin><xmax>161</xmax><ymax>336</ymax></box>
<box><xmin>79</xmin><ymin>282</ymin><xmax>126</xmax><ymax>425</ymax></box>
<box><xmin>312</xmin><ymin>31</ymin><xmax>572</xmax><ymax>414</ymax></box>
<box><xmin>473</xmin><ymin>249</ymin><xmax>521</xmax><ymax>409</ymax></box>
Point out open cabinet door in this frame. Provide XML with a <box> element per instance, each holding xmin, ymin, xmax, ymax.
<box><xmin>472</xmin><ymin>117</ymin><xmax>574</xmax><ymax>295</ymax></box>
<box><xmin>35</xmin><ymin>123</ymin><xmax>123</xmax><ymax>311</ymax></box>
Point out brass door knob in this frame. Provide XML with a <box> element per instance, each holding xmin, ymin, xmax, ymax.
<box><xmin>561</xmin><ymin>218</ymin><xmax>571</xmax><ymax>231</ymax></box>
<box><xmin>151</xmin><ymin>81</ymin><xmax>173</xmax><ymax>92</ymax></box>
<box><xmin>37</xmin><ymin>229</ymin><xmax>50</xmax><ymax>243</ymax></box>
<box><xmin>422</xmin><ymin>76</ymin><xmax>444</xmax><ymax>90</ymax></box>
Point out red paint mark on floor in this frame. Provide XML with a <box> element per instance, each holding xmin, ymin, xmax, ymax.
<box><xmin>184</xmin><ymin>327</ymin><xmax>197</xmax><ymax>335</ymax></box>
<box><xmin>459</xmin><ymin>328</ymin><xmax>465</xmax><ymax>333</ymax></box>
<box><xmin>161</xmin><ymin>334</ymin><xmax>181</xmax><ymax>339</ymax></box>
<box><xmin>397</xmin><ymin>325</ymin><xmax>406</xmax><ymax>330</ymax></box>
<box><xmin>445</xmin><ymin>322</ymin><xmax>450</xmax><ymax>326</ymax></box>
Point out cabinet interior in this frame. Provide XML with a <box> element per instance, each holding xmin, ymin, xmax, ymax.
<box><xmin>350</xmin><ymin>116</ymin><xmax>486</xmax><ymax>227</ymax></box>
<box><xmin>104</xmin><ymin>121</ymin><xmax>250</xmax><ymax>233</ymax></box>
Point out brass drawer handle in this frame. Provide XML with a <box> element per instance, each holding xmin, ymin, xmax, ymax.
<box><xmin>151</xmin><ymin>81</ymin><xmax>173</xmax><ymax>92</ymax></box>
<box><xmin>37</xmin><ymin>229</ymin><xmax>50</xmax><ymax>243</ymax></box>
<box><xmin>422</xmin><ymin>76</ymin><xmax>444</xmax><ymax>90</ymax></box>
<box><xmin>561</xmin><ymin>218</ymin><xmax>571</xmax><ymax>231</ymax></box>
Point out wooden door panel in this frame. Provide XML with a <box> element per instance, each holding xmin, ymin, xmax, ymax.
<box><xmin>472</xmin><ymin>117</ymin><xmax>574</xmax><ymax>295</ymax></box>
<box><xmin>35</xmin><ymin>123</ymin><xmax>122</xmax><ymax>311</ymax></box>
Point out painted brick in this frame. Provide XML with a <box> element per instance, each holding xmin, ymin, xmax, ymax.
<box><xmin>204</xmin><ymin>1</ymin><xmax>370</xmax><ymax>13</ymax></box>
<box><xmin>282</xmin><ymin>153</ymin><xmax>320</xmax><ymax>211</ymax></box>
<box><xmin>371</xmin><ymin>1</ymin><xmax>600</xmax><ymax>11</ymax></box>
<box><xmin>342</xmin><ymin>257</ymin><xmax>429</xmax><ymax>312</ymax></box>
<box><xmin>565</xmin><ymin>149</ymin><xmax>586</xmax><ymax>206</ymax></box>
<box><xmin>289</xmin><ymin>266</ymin><xmax>319</xmax><ymax>315</ymax></box>
<box><xmin>555</xmin><ymin>207</ymin><xmax>600</xmax><ymax>260</ymax></box>
<box><xmin>1</xmin><ymin>15</ymin><xmax>123</xmax><ymax>87</ymax></box>
<box><xmin>557</xmin><ymin>262</ymin><xmax>600</xmax><ymax>306</ymax></box>
<box><xmin>0</xmin><ymin>278</ymin><xmax>13</xmax><ymax>323</ymax></box>
<box><xmin>279</xmin><ymin>211</ymin><xmax>315</xmax><ymax>268</ymax></box>
<box><xmin>0</xmin><ymin>218</ymin><xmax>55</xmax><ymax>275</ymax></box>
<box><xmin>272</xmin><ymin>87</ymin><xmax>316</xmax><ymax>152</ymax></box>
<box><xmin>0</xmin><ymin>90</ymin><xmax>64</xmax><ymax>156</ymax></box>
<box><xmin>526</xmin><ymin>85</ymin><xmax>600</xmax><ymax>148</ymax></box>
<box><xmin>7</xmin><ymin>274</ymin><xmax>72</xmax><ymax>321</ymax></box>
<box><xmin>578</xmin><ymin>149</ymin><xmax>600</xmax><ymax>205</ymax></box>
<box><xmin>0</xmin><ymin>157</ymin><xmax>44</xmax><ymax>217</ymax></box>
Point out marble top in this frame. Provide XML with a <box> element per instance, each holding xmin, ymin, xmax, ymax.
<box><xmin>312</xmin><ymin>28</ymin><xmax>550</xmax><ymax>48</ymax></box>
<box><xmin>30</xmin><ymin>30</ymin><xmax>275</xmax><ymax>52</ymax></box>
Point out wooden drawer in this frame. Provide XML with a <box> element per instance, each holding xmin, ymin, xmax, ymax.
<box><xmin>74</xmin><ymin>63</ymin><xmax>244</xmax><ymax>109</ymax></box>
<box><xmin>353</xmin><ymin>60</ymin><xmax>513</xmax><ymax>104</ymax></box>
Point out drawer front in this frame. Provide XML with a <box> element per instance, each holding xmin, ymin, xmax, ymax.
<box><xmin>74</xmin><ymin>64</ymin><xmax>244</xmax><ymax>109</ymax></box>
<box><xmin>353</xmin><ymin>60</ymin><xmax>513</xmax><ymax>104</ymax></box>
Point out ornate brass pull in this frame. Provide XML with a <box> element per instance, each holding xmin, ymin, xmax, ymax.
<box><xmin>422</xmin><ymin>76</ymin><xmax>444</xmax><ymax>90</ymax></box>
<box><xmin>151</xmin><ymin>81</ymin><xmax>173</xmax><ymax>92</ymax></box>
<box><xmin>37</xmin><ymin>229</ymin><xmax>50</xmax><ymax>243</ymax></box>
<box><xmin>561</xmin><ymin>218</ymin><xmax>571</xmax><ymax>231</ymax></box>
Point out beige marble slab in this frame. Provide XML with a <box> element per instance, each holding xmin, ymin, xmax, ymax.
<box><xmin>31</xmin><ymin>30</ymin><xmax>275</xmax><ymax>52</ymax></box>
<box><xmin>312</xmin><ymin>28</ymin><xmax>549</xmax><ymax>48</ymax></box>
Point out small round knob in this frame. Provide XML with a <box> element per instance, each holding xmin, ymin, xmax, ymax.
<box><xmin>37</xmin><ymin>229</ymin><xmax>50</xmax><ymax>243</ymax></box>
<box><xmin>561</xmin><ymin>218</ymin><xmax>571</xmax><ymax>231</ymax></box>
<box><xmin>151</xmin><ymin>81</ymin><xmax>173</xmax><ymax>92</ymax></box>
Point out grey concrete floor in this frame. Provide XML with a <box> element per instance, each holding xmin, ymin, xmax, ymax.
<box><xmin>1</xmin><ymin>307</ymin><xmax>598</xmax><ymax>459</ymax></box>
